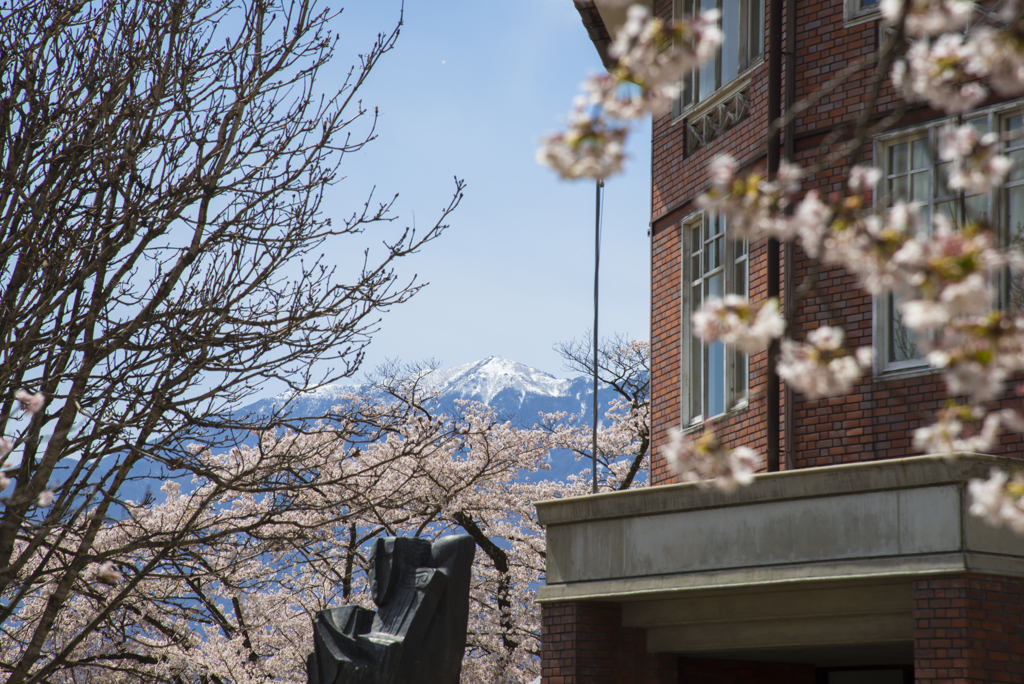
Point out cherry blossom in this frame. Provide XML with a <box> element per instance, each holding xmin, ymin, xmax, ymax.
<box><xmin>36</xmin><ymin>491</ymin><xmax>54</xmax><ymax>507</ymax></box>
<box><xmin>938</xmin><ymin>125</ymin><xmax>1013</xmax><ymax>194</ymax></box>
<box><xmin>971</xmin><ymin>25</ymin><xmax>1024</xmax><ymax>97</ymax></box>
<box><xmin>95</xmin><ymin>561</ymin><xmax>124</xmax><ymax>586</ymax></box>
<box><xmin>913</xmin><ymin>405</ymin><xmax>1003</xmax><ymax>455</ymax></box>
<box><xmin>968</xmin><ymin>468</ymin><xmax>1024</xmax><ymax>533</ymax></box>
<box><xmin>536</xmin><ymin>109</ymin><xmax>627</xmax><ymax>180</ymax></box>
<box><xmin>776</xmin><ymin>327</ymin><xmax>873</xmax><ymax>400</ymax></box>
<box><xmin>539</xmin><ymin>3</ymin><xmax>721</xmax><ymax>178</ymax></box>
<box><xmin>892</xmin><ymin>34</ymin><xmax>988</xmax><ymax>114</ymax></box>
<box><xmin>697</xmin><ymin>159</ymin><xmax>806</xmax><ymax>241</ymax></box>
<box><xmin>924</xmin><ymin>312</ymin><xmax>1024</xmax><ymax>403</ymax></box>
<box><xmin>14</xmin><ymin>389</ymin><xmax>45</xmax><ymax>415</ymax></box>
<box><xmin>691</xmin><ymin>295</ymin><xmax>786</xmax><ymax>353</ymax></box>
<box><xmin>610</xmin><ymin>5</ymin><xmax>722</xmax><ymax>97</ymax></box>
<box><xmin>848</xmin><ymin>165</ymin><xmax>882</xmax><ymax>192</ymax></box>
<box><xmin>581</xmin><ymin>73</ymin><xmax>678</xmax><ymax>119</ymax></box>
<box><xmin>663</xmin><ymin>424</ymin><xmax>760</xmax><ymax>493</ymax></box>
<box><xmin>880</xmin><ymin>0</ymin><xmax>972</xmax><ymax>37</ymax></box>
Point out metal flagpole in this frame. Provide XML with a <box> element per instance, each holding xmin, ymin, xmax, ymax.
<box><xmin>592</xmin><ymin>179</ymin><xmax>603</xmax><ymax>495</ymax></box>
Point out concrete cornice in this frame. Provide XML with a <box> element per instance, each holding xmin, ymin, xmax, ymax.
<box><xmin>573</xmin><ymin>0</ymin><xmax>616</xmax><ymax>70</ymax></box>
<box><xmin>535</xmin><ymin>453</ymin><xmax>1015</xmax><ymax>526</ymax></box>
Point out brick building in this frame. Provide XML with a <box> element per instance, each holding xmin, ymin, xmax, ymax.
<box><xmin>537</xmin><ymin>1</ymin><xmax>1024</xmax><ymax>682</ymax></box>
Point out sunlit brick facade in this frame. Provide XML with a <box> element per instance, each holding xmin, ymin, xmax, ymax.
<box><xmin>538</xmin><ymin>0</ymin><xmax>1024</xmax><ymax>682</ymax></box>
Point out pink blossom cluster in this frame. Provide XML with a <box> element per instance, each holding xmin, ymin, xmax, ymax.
<box><xmin>608</xmin><ymin>5</ymin><xmax>722</xmax><ymax>108</ymax></box>
<box><xmin>776</xmin><ymin>326</ymin><xmax>874</xmax><ymax>400</ymax></box>
<box><xmin>912</xmin><ymin>404</ymin><xmax>1011</xmax><ymax>455</ymax></box>
<box><xmin>1</xmin><ymin>390</ymin><xmax>48</xmax><ymax>508</ymax></box>
<box><xmin>926</xmin><ymin>312</ymin><xmax>1024</xmax><ymax>403</ymax></box>
<box><xmin>939</xmin><ymin>125</ymin><xmax>1014</xmax><ymax>194</ymax></box>
<box><xmin>969</xmin><ymin>467</ymin><xmax>1024</xmax><ymax>533</ymax></box>
<box><xmin>535</xmin><ymin>110</ymin><xmax>628</xmax><ymax>180</ymax></box>
<box><xmin>888</xmin><ymin>4</ymin><xmax>1024</xmax><ymax>113</ymax></box>
<box><xmin>14</xmin><ymin>389</ymin><xmax>45</xmax><ymax>415</ymax></box>
<box><xmin>538</xmin><ymin>3</ymin><xmax>720</xmax><ymax>179</ymax></box>
<box><xmin>691</xmin><ymin>295</ymin><xmax>786</xmax><ymax>353</ymax></box>
<box><xmin>697</xmin><ymin>155</ymin><xmax>812</xmax><ymax>242</ymax></box>
<box><xmin>663</xmin><ymin>424</ymin><xmax>759</xmax><ymax>493</ymax></box>
<box><xmin>880</xmin><ymin>0</ymin><xmax>972</xmax><ymax>37</ymax></box>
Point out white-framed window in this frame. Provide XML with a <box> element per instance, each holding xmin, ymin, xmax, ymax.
<box><xmin>682</xmin><ymin>213</ymin><xmax>749</xmax><ymax>424</ymax></box>
<box><xmin>844</xmin><ymin>0</ymin><xmax>880</xmax><ymax>25</ymax></box>
<box><xmin>874</xmin><ymin>101</ymin><xmax>1024</xmax><ymax>373</ymax></box>
<box><xmin>673</xmin><ymin>0</ymin><xmax>763</xmax><ymax>115</ymax></box>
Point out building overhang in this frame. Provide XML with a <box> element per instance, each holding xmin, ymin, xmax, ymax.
<box><xmin>573</xmin><ymin>0</ymin><xmax>653</xmax><ymax>71</ymax></box>
<box><xmin>536</xmin><ymin>454</ymin><xmax>1024</xmax><ymax>665</ymax></box>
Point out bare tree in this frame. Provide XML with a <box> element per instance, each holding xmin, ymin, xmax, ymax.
<box><xmin>0</xmin><ymin>0</ymin><xmax>462</xmax><ymax>681</ymax></box>
<box><xmin>554</xmin><ymin>334</ymin><xmax>650</xmax><ymax>490</ymax></box>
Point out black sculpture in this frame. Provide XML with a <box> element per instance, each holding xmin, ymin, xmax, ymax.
<box><xmin>307</xmin><ymin>535</ymin><xmax>476</xmax><ymax>684</ymax></box>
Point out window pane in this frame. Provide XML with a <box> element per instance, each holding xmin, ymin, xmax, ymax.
<box><xmin>690</xmin><ymin>330</ymin><xmax>703</xmax><ymax>420</ymax></box>
<box><xmin>1006</xmin><ymin>185</ymin><xmax>1024</xmax><ymax>309</ymax></box>
<box><xmin>734</xmin><ymin>259</ymin><xmax>747</xmax><ymax>296</ymax></box>
<box><xmin>965</xmin><ymin>193</ymin><xmax>987</xmax><ymax>222</ymax></box>
<box><xmin>967</xmin><ymin>115</ymin><xmax>989</xmax><ymax>135</ymax></box>
<box><xmin>707</xmin><ymin>272</ymin><xmax>723</xmax><ymax>299</ymax></box>
<box><xmin>912</xmin><ymin>138</ymin><xmax>929</xmax><ymax>169</ymax></box>
<box><xmin>889</xmin><ymin>143</ymin><xmax>908</xmax><ymax>174</ymax></box>
<box><xmin>722</xmin><ymin>0</ymin><xmax>741</xmax><ymax>83</ymax></box>
<box><xmin>732</xmin><ymin>348</ymin><xmax>747</xmax><ymax>402</ymax></box>
<box><xmin>707</xmin><ymin>341</ymin><xmax>726</xmax><ymax>417</ymax></box>
<box><xmin>699</xmin><ymin>0</ymin><xmax>717</xmax><ymax>98</ymax></box>
<box><xmin>936</xmin><ymin>161</ymin><xmax>952</xmax><ymax>192</ymax></box>
<box><xmin>934</xmin><ymin>200</ymin><xmax>957</xmax><ymax>223</ymax></box>
<box><xmin>1009</xmin><ymin>150</ymin><xmax>1024</xmax><ymax>182</ymax></box>
<box><xmin>748</xmin><ymin>0</ymin><xmax>763</xmax><ymax>60</ymax></box>
<box><xmin>889</xmin><ymin>295</ymin><xmax>920</xmax><ymax>362</ymax></box>
<box><xmin>890</xmin><ymin>175</ymin><xmax>908</xmax><ymax>201</ymax></box>
<box><xmin>911</xmin><ymin>171</ymin><xmax>929</xmax><ymax>202</ymax></box>
<box><xmin>1007</xmin><ymin>185</ymin><xmax>1024</xmax><ymax>245</ymax></box>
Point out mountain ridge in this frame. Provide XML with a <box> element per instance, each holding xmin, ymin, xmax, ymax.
<box><xmin>245</xmin><ymin>356</ymin><xmax>612</xmax><ymax>426</ymax></box>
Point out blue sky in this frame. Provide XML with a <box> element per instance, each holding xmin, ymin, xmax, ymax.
<box><xmin>322</xmin><ymin>1</ymin><xmax>651</xmax><ymax>378</ymax></box>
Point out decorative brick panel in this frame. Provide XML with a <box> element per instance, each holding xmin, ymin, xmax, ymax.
<box><xmin>913</xmin><ymin>574</ymin><xmax>1024</xmax><ymax>683</ymax></box>
<box><xmin>540</xmin><ymin>601</ymin><xmax>677</xmax><ymax>683</ymax></box>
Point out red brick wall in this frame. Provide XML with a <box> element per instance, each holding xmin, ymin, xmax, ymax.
<box><xmin>913</xmin><ymin>574</ymin><xmax>1024</xmax><ymax>683</ymax></box>
<box><xmin>540</xmin><ymin>601</ymin><xmax>677</xmax><ymax>683</ymax></box>
<box><xmin>678</xmin><ymin>657</ymin><xmax>816</xmax><ymax>683</ymax></box>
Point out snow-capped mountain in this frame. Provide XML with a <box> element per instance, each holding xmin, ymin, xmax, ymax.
<box><xmin>242</xmin><ymin>356</ymin><xmax>616</xmax><ymax>428</ymax></box>
<box><xmin>419</xmin><ymin>357</ymin><xmax>572</xmax><ymax>404</ymax></box>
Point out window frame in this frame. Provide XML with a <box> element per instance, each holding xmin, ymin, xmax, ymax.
<box><xmin>672</xmin><ymin>0</ymin><xmax>764</xmax><ymax>120</ymax></box>
<box><xmin>680</xmin><ymin>212</ymin><xmax>750</xmax><ymax>426</ymax></box>
<box><xmin>873</xmin><ymin>101</ymin><xmax>1024</xmax><ymax>376</ymax></box>
<box><xmin>844</xmin><ymin>0</ymin><xmax>880</xmax><ymax>26</ymax></box>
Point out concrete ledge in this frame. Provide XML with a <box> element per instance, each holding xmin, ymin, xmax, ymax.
<box><xmin>535</xmin><ymin>453</ymin><xmax>1011</xmax><ymax>527</ymax></box>
<box><xmin>538</xmin><ymin>454</ymin><xmax>1024</xmax><ymax>601</ymax></box>
<box><xmin>535</xmin><ymin>552</ymin><xmax>976</xmax><ymax>603</ymax></box>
